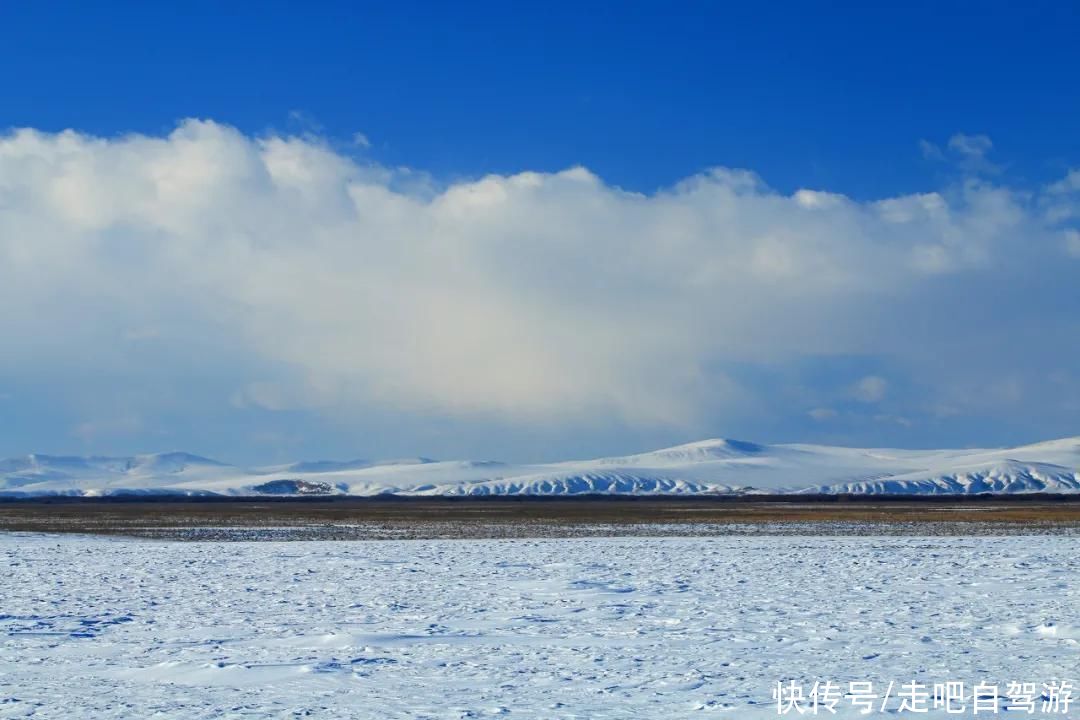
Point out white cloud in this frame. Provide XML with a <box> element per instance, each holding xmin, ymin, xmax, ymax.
<box><xmin>923</xmin><ymin>133</ymin><xmax>1000</xmax><ymax>175</ymax></box>
<box><xmin>873</xmin><ymin>413</ymin><xmax>913</xmax><ymax>427</ymax></box>
<box><xmin>1</xmin><ymin>120</ymin><xmax>1078</xmax><ymax>441</ymax></box>
<box><xmin>919</xmin><ymin>139</ymin><xmax>943</xmax><ymax>160</ymax></box>
<box><xmin>808</xmin><ymin>407</ymin><xmax>837</xmax><ymax>421</ymax></box>
<box><xmin>1047</xmin><ymin>169</ymin><xmax>1080</xmax><ymax>195</ymax></box>
<box><xmin>851</xmin><ymin>376</ymin><xmax>888</xmax><ymax>403</ymax></box>
<box><xmin>1042</xmin><ymin>170</ymin><xmax>1080</xmax><ymax>223</ymax></box>
<box><xmin>948</xmin><ymin>133</ymin><xmax>993</xmax><ymax>159</ymax></box>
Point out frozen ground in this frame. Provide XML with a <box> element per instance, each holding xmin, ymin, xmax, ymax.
<box><xmin>1</xmin><ymin>533</ymin><xmax>1078</xmax><ymax>718</ymax></box>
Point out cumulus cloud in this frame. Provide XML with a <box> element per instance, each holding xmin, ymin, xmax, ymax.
<box><xmin>1045</xmin><ymin>173</ymin><xmax>1080</xmax><ymax>225</ymax></box>
<box><xmin>1</xmin><ymin>120</ymin><xmax>1078</xmax><ymax>453</ymax></box>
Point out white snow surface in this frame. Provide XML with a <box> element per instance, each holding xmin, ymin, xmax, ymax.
<box><xmin>2</xmin><ymin>436</ymin><xmax>1080</xmax><ymax>496</ymax></box>
<box><xmin>2</xmin><ymin>533</ymin><xmax>1079</xmax><ymax>718</ymax></box>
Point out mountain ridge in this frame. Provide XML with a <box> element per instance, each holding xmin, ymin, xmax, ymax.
<box><xmin>1</xmin><ymin>437</ymin><xmax>1078</xmax><ymax>497</ymax></box>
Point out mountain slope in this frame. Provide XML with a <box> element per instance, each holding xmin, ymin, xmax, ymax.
<box><xmin>1</xmin><ymin>437</ymin><xmax>1078</xmax><ymax>497</ymax></box>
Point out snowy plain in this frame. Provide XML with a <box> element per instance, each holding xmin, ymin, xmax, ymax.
<box><xmin>2</xmin><ymin>532</ymin><xmax>1079</xmax><ymax>718</ymax></box>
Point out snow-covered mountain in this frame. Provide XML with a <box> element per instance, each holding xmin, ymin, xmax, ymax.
<box><xmin>1</xmin><ymin>437</ymin><xmax>1079</xmax><ymax>497</ymax></box>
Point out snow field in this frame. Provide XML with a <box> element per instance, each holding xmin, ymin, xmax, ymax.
<box><xmin>1</xmin><ymin>533</ymin><xmax>1078</xmax><ymax>718</ymax></box>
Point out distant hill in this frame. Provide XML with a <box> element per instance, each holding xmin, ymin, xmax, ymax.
<box><xmin>1</xmin><ymin>437</ymin><xmax>1078</xmax><ymax>497</ymax></box>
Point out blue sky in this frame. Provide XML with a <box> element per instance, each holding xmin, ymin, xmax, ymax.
<box><xmin>7</xmin><ymin>1</ymin><xmax>1080</xmax><ymax>196</ymax></box>
<box><xmin>1</xmin><ymin>1</ymin><xmax>1079</xmax><ymax>463</ymax></box>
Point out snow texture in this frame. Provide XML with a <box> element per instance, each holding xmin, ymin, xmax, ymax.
<box><xmin>1</xmin><ymin>533</ymin><xmax>1079</xmax><ymax>718</ymax></box>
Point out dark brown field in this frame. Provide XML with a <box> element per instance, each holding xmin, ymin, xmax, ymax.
<box><xmin>3</xmin><ymin>496</ymin><xmax>1080</xmax><ymax>540</ymax></box>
